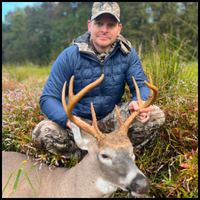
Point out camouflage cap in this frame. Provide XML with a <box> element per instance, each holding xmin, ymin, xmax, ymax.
<box><xmin>90</xmin><ymin>2</ymin><xmax>120</xmax><ymax>22</ymax></box>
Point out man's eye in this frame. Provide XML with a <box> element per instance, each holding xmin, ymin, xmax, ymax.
<box><xmin>96</xmin><ymin>22</ymin><xmax>102</xmax><ymax>26</ymax></box>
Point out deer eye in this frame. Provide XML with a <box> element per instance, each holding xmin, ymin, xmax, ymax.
<box><xmin>101</xmin><ymin>154</ymin><xmax>109</xmax><ymax>159</ymax></box>
<box><xmin>98</xmin><ymin>153</ymin><xmax>112</xmax><ymax>166</ymax></box>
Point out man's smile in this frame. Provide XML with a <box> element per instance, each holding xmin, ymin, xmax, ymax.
<box><xmin>97</xmin><ymin>36</ymin><xmax>110</xmax><ymax>40</ymax></box>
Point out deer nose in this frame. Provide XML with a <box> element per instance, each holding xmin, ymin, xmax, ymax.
<box><xmin>128</xmin><ymin>173</ymin><xmax>150</xmax><ymax>194</ymax></box>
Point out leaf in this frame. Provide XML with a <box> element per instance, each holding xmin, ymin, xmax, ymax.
<box><xmin>24</xmin><ymin>135</ymin><xmax>32</xmax><ymax>141</ymax></box>
<box><xmin>11</xmin><ymin>168</ymin><xmax>38</xmax><ymax>198</ymax></box>
<box><xmin>20</xmin><ymin>132</ymin><xmax>25</xmax><ymax>140</ymax></box>
<box><xmin>2</xmin><ymin>172</ymin><xmax>14</xmax><ymax>196</ymax></box>
<box><xmin>139</xmin><ymin>163</ymin><xmax>143</xmax><ymax>169</ymax></box>
<box><xmin>166</xmin><ymin>144</ymin><xmax>170</xmax><ymax>151</ymax></box>
<box><xmin>183</xmin><ymin>137</ymin><xmax>197</xmax><ymax>142</ymax></box>
<box><xmin>20</xmin><ymin>149</ymin><xmax>26</xmax><ymax>153</ymax></box>
<box><xmin>20</xmin><ymin>159</ymin><xmax>30</xmax><ymax>166</ymax></box>
<box><xmin>5</xmin><ymin>96</ymin><xmax>10</xmax><ymax>103</ymax></box>
<box><xmin>30</xmin><ymin>121</ymin><xmax>37</xmax><ymax>126</ymax></box>
<box><xmin>162</xmin><ymin>174</ymin><xmax>169</xmax><ymax>181</ymax></box>
<box><xmin>178</xmin><ymin>186</ymin><xmax>186</xmax><ymax>193</ymax></box>
<box><xmin>30</xmin><ymin>165</ymin><xmax>40</xmax><ymax>185</ymax></box>
<box><xmin>176</xmin><ymin>169</ymin><xmax>180</xmax><ymax>175</ymax></box>
<box><xmin>186</xmin><ymin>177</ymin><xmax>193</xmax><ymax>181</ymax></box>
<box><xmin>191</xmin><ymin>149</ymin><xmax>195</xmax><ymax>156</ymax></box>
<box><xmin>177</xmin><ymin>192</ymin><xmax>182</xmax><ymax>198</ymax></box>
<box><xmin>179</xmin><ymin>163</ymin><xmax>189</xmax><ymax>168</ymax></box>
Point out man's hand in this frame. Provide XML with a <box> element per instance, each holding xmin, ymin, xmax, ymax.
<box><xmin>66</xmin><ymin>120</ymin><xmax>71</xmax><ymax>129</ymax></box>
<box><xmin>128</xmin><ymin>100</ymin><xmax>154</xmax><ymax>123</ymax></box>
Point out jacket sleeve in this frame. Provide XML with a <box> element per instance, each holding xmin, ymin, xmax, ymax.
<box><xmin>39</xmin><ymin>47</ymin><xmax>77</xmax><ymax>129</ymax></box>
<box><xmin>126</xmin><ymin>46</ymin><xmax>150</xmax><ymax>102</ymax></box>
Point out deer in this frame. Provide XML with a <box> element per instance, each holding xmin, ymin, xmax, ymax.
<box><xmin>2</xmin><ymin>72</ymin><xmax>158</xmax><ymax>198</ymax></box>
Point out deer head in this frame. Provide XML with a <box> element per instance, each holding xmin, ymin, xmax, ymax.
<box><xmin>62</xmin><ymin>73</ymin><xmax>158</xmax><ymax>197</ymax></box>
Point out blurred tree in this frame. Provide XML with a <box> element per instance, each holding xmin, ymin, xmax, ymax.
<box><xmin>24</xmin><ymin>4</ymin><xmax>52</xmax><ymax>64</ymax></box>
<box><xmin>2</xmin><ymin>2</ymin><xmax>198</xmax><ymax>65</ymax></box>
<box><xmin>3</xmin><ymin>8</ymin><xmax>27</xmax><ymax>63</ymax></box>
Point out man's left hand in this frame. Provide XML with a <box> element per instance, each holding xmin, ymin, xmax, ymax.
<box><xmin>128</xmin><ymin>100</ymin><xmax>154</xmax><ymax>123</ymax></box>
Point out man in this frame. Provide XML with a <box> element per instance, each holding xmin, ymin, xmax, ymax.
<box><xmin>32</xmin><ymin>2</ymin><xmax>165</xmax><ymax>158</ymax></box>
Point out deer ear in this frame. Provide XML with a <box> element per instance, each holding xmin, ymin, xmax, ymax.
<box><xmin>70</xmin><ymin>122</ymin><xmax>96</xmax><ymax>151</ymax></box>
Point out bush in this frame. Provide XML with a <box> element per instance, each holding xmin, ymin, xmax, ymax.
<box><xmin>142</xmin><ymin>79</ymin><xmax>198</xmax><ymax>198</ymax></box>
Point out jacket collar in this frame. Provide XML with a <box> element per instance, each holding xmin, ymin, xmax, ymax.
<box><xmin>73</xmin><ymin>31</ymin><xmax>132</xmax><ymax>55</ymax></box>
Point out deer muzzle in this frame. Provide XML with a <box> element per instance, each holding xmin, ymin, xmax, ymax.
<box><xmin>128</xmin><ymin>173</ymin><xmax>150</xmax><ymax>195</ymax></box>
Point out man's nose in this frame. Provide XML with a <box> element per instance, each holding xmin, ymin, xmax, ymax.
<box><xmin>101</xmin><ymin>25</ymin><xmax>108</xmax><ymax>33</ymax></box>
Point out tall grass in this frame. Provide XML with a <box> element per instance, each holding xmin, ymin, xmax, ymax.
<box><xmin>137</xmin><ymin>34</ymin><xmax>198</xmax><ymax>198</ymax></box>
<box><xmin>141</xmin><ymin>33</ymin><xmax>198</xmax><ymax>104</ymax></box>
<box><xmin>2</xmin><ymin>62</ymin><xmax>52</xmax><ymax>91</ymax></box>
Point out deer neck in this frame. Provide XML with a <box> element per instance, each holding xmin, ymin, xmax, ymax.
<box><xmin>58</xmin><ymin>153</ymin><xmax>117</xmax><ymax>198</ymax></box>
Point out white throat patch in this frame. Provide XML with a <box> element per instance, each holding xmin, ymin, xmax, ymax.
<box><xmin>96</xmin><ymin>178</ymin><xmax>117</xmax><ymax>195</ymax></box>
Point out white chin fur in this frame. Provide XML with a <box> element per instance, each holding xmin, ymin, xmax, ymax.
<box><xmin>96</xmin><ymin>178</ymin><xmax>117</xmax><ymax>195</ymax></box>
<box><xmin>131</xmin><ymin>191</ymin><xmax>145</xmax><ymax>197</ymax></box>
<box><xmin>118</xmin><ymin>185</ymin><xmax>146</xmax><ymax>198</ymax></box>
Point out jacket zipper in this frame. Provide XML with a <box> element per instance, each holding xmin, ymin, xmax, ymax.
<box><xmin>99</xmin><ymin>62</ymin><xmax>104</xmax><ymax>115</ymax></box>
<box><xmin>80</xmin><ymin>46</ymin><xmax>120</xmax><ymax>117</ymax></box>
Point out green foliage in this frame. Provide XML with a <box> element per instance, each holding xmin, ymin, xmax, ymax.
<box><xmin>129</xmin><ymin>78</ymin><xmax>198</xmax><ymax>197</ymax></box>
<box><xmin>2</xmin><ymin>57</ymin><xmax>198</xmax><ymax>198</ymax></box>
<box><xmin>11</xmin><ymin>167</ymin><xmax>38</xmax><ymax>198</ymax></box>
<box><xmin>2</xmin><ymin>74</ymin><xmax>79</xmax><ymax>167</ymax></box>
<box><xmin>2</xmin><ymin>160</ymin><xmax>39</xmax><ymax>198</ymax></box>
<box><xmin>140</xmin><ymin>32</ymin><xmax>198</xmax><ymax>104</ymax></box>
<box><xmin>121</xmin><ymin>78</ymin><xmax>198</xmax><ymax>198</ymax></box>
<box><xmin>120</xmin><ymin>34</ymin><xmax>198</xmax><ymax>197</ymax></box>
<box><xmin>136</xmin><ymin>49</ymin><xmax>197</xmax><ymax>197</ymax></box>
<box><xmin>2</xmin><ymin>8</ymin><xmax>198</xmax><ymax>195</ymax></box>
<box><xmin>2</xmin><ymin>83</ymin><xmax>43</xmax><ymax>152</ymax></box>
<box><xmin>2</xmin><ymin>2</ymin><xmax>198</xmax><ymax>65</ymax></box>
<box><xmin>2</xmin><ymin>63</ymin><xmax>51</xmax><ymax>91</ymax></box>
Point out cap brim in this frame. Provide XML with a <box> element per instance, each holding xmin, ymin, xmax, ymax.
<box><xmin>91</xmin><ymin>11</ymin><xmax>120</xmax><ymax>22</ymax></box>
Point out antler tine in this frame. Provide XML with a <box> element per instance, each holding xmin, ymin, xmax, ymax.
<box><xmin>115</xmin><ymin>105</ymin><xmax>124</xmax><ymax>127</ymax></box>
<box><xmin>91</xmin><ymin>102</ymin><xmax>104</xmax><ymax>139</ymax></box>
<box><xmin>132</xmin><ymin>76</ymin><xmax>143</xmax><ymax>108</ymax></box>
<box><xmin>62</xmin><ymin>74</ymin><xmax>104</xmax><ymax>140</ymax></box>
<box><xmin>147</xmin><ymin>72</ymin><xmax>153</xmax><ymax>96</ymax></box>
<box><xmin>142</xmin><ymin>72</ymin><xmax>158</xmax><ymax>109</ymax></box>
<box><xmin>115</xmin><ymin>105</ymin><xmax>128</xmax><ymax>132</ymax></box>
<box><xmin>124</xmin><ymin>74</ymin><xmax>158</xmax><ymax>129</ymax></box>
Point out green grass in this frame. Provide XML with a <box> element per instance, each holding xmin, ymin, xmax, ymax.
<box><xmin>2</xmin><ymin>160</ymin><xmax>39</xmax><ymax>198</ymax></box>
<box><xmin>2</xmin><ymin>62</ymin><xmax>52</xmax><ymax>91</ymax></box>
<box><xmin>180</xmin><ymin>61</ymin><xmax>198</xmax><ymax>82</ymax></box>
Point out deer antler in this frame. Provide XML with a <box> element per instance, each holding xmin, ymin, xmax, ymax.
<box><xmin>62</xmin><ymin>75</ymin><xmax>104</xmax><ymax>140</ymax></box>
<box><xmin>62</xmin><ymin>73</ymin><xmax>158</xmax><ymax>140</ymax></box>
<box><xmin>116</xmin><ymin>73</ymin><xmax>158</xmax><ymax>132</ymax></box>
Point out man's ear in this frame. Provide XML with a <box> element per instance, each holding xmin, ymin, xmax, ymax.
<box><xmin>117</xmin><ymin>23</ymin><xmax>122</xmax><ymax>36</ymax></box>
<box><xmin>87</xmin><ymin>20</ymin><xmax>91</xmax><ymax>33</ymax></box>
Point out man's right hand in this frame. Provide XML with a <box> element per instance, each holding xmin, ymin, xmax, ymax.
<box><xmin>128</xmin><ymin>100</ymin><xmax>154</xmax><ymax>123</ymax></box>
<box><xmin>67</xmin><ymin>120</ymin><xmax>72</xmax><ymax>129</ymax></box>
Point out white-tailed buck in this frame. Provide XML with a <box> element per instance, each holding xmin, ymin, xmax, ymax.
<box><xmin>2</xmin><ymin>73</ymin><xmax>158</xmax><ymax>198</ymax></box>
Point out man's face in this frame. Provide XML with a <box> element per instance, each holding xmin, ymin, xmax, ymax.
<box><xmin>88</xmin><ymin>13</ymin><xmax>122</xmax><ymax>53</ymax></box>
